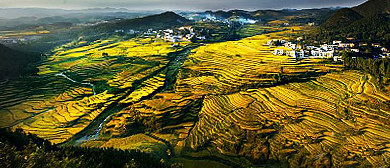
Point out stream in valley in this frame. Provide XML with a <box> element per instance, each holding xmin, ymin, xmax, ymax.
<box><xmin>55</xmin><ymin>72</ymin><xmax>96</xmax><ymax>95</ymax></box>
<box><xmin>65</xmin><ymin>45</ymin><xmax>197</xmax><ymax>145</ymax></box>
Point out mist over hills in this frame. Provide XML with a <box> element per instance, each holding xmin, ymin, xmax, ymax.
<box><xmin>0</xmin><ymin>8</ymin><xmax>163</xmax><ymax>30</ymax></box>
<box><xmin>193</xmin><ymin>8</ymin><xmax>336</xmax><ymax>24</ymax></box>
<box><xmin>0</xmin><ymin>7</ymin><xmax>163</xmax><ymax>19</ymax></box>
<box><xmin>0</xmin><ymin>6</ymin><xmax>341</xmax><ymax>31</ymax></box>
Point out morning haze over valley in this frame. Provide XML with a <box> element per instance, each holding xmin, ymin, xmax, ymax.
<box><xmin>1</xmin><ymin>0</ymin><xmax>390</xmax><ymax>167</ymax></box>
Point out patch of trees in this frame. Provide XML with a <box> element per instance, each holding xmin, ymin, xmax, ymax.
<box><xmin>271</xmin><ymin>40</ymin><xmax>284</xmax><ymax>46</ymax></box>
<box><xmin>303</xmin><ymin>14</ymin><xmax>390</xmax><ymax>46</ymax></box>
<box><xmin>342</xmin><ymin>52</ymin><xmax>390</xmax><ymax>85</ymax></box>
<box><xmin>0</xmin><ymin>128</ymin><xmax>166</xmax><ymax>168</ymax></box>
<box><xmin>0</xmin><ymin>44</ymin><xmax>40</xmax><ymax>79</ymax></box>
<box><xmin>321</xmin><ymin>8</ymin><xmax>363</xmax><ymax>30</ymax></box>
<box><xmin>316</xmin><ymin>0</ymin><xmax>390</xmax><ymax>45</ymax></box>
<box><xmin>83</xmin><ymin>12</ymin><xmax>189</xmax><ymax>36</ymax></box>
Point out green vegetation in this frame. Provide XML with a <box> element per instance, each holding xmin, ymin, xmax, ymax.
<box><xmin>238</xmin><ymin>24</ymin><xmax>286</xmax><ymax>38</ymax></box>
<box><xmin>352</xmin><ymin>0</ymin><xmax>390</xmax><ymax>17</ymax></box>
<box><xmin>0</xmin><ymin>44</ymin><xmax>40</xmax><ymax>79</ymax></box>
<box><xmin>0</xmin><ymin>128</ymin><xmax>165</xmax><ymax>168</ymax></box>
<box><xmin>188</xmin><ymin>22</ymin><xmax>241</xmax><ymax>42</ymax></box>
<box><xmin>343</xmin><ymin>52</ymin><xmax>390</xmax><ymax>86</ymax></box>
<box><xmin>84</xmin><ymin>12</ymin><xmax>189</xmax><ymax>36</ymax></box>
<box><xmin>315</xmin><ymin>0</ymin><xmax>390</xmax><ymax>44</ymax></box>
<box><xmin>0</xmin><ymin>36</ymin><xmax>192</xmax><ymax>144</ymax></box>
<box><xmin>182</xmin><ymin>70</ymin><xmax>390</xmax><ymax>167</ymax></box>
<box><xmin>321</xmin><ymin>8</ymin><xmax>363</xmax><ymax>30</ymax></box>
<box><xmin>176</xmin><ymin>29</ymin><xmax>342</xmax><ymax>95</ymax></box>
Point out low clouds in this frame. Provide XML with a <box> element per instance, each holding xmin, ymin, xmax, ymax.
<box><xmin>0</xmin><ymin>0</ymin><xmax>368</xmax><ymax>10</ymax></box>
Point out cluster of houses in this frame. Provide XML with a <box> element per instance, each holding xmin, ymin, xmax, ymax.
<box><xmin>113</xmin><ymin>26</ymin><xmax>205</xmax><ymax>42</ymax></box>
<box><xmin>0</xmin><ymin>35</ymin><xmax>42</xmax><ymax>44</ymax></box>
<box><xmin>150</xmin><ymin>27</ymin><xmax>206</xmax><ymax>42</ymax></box>
<box><xmin>114</xmin><ymin>29</ymin><xmax>140</xmax><ymax>34</ymax></box>
<box><xmin>156</xmin><ymin>27</ymin><xmax>197</xmax><ymax>42</ymax></box>
<box><xmin>187</xmin><ymin>13</ymin><xmax>257</xmax><ymax>24</ymax></box>
<box><xmin>76</xmin><ymin>20</ymin><xmax>109</xmax><ymax>27</ymax></box>
<box><xmin>270</xmin><ymin>39</ymin><xmax>390</xmax><ymax>62</ymax></box>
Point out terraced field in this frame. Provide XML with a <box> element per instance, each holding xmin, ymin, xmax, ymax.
<box><xmin>110</xmin><ymin>92</ymin><xmax>201</xmax><ymax>134</ymax></box>
<box><xmin>0</xmin><ymin>77</ymin><xmax>74</xmax><ymax>128</ymax></box>
<box><xmin>2</xmin><ymin>27</ymin><xmax>390</xmax><ymax>167</ymax></box>
<box><xmin>177</xmin><ymin>29</ymin><xmax>342</xmax><ymax>95</ymax></box>
<box><xmin>82</xmin><ymin>92</ymin><xmax>203</xmax><ymax>160</ymax></box>
<box><xmin>79</xmin><ymin>29</ymin><xmax>390</xmax><ymax>167</ymax></box>
<box><xmin>182</xmin><ymin>71</ymin><xmax>390</xmax><ymax>167</ymax></box>
<box><xmin>14</xmin><ymin>91</ymin><xmax>115</xmax><ymax>143</ymax></box>
<box><xmin>238</xmin><ymin>24</ymin><xmax>283</xmax><ymax>37</ymax></box>
<box><xmin>0</xmin><ymin>37</ymin><xmax>192</xmax><ymax>144</ymax></box>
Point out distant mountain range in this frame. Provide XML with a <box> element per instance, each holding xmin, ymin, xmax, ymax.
<box><xmin>0</xmin><ymin>8</ymin><xmax>162</xmax><ymax>19</ymax></box>
<box><xmin>198</xmin><ymin>8</ymin><xmax>336</xmax><ymax>24</ymax></box>
<box><xmin>321</xmin><ymin>0</ymin><xmax>390</xmax><ymax>40</ymax></box>
<box><xmin>0</xmin><ymin>8</ymin><xmax>162</xmax><ymax>30</ymax></box>
<box><xmin>0</xmin><ymin>7</ymin><xmax>339</xmax><ymax>31</ymax></box>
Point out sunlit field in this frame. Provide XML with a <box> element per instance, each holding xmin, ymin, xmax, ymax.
<box><xmin>177</xmin><ymin>28</ymin><xmax>342</xmax><ymax>95</ymax></box>
<box><xmin>1</xmin><ymin>26</ymin><xmax>390</xmax><ymax>167</ymax></box>
<box><xmin>0</xmin><ymin>37</ymin><xmax>191</xmax><ymax>144</ymax></box>
<box><xmin>185</xmin><ymin>70</ymin><xmax>390</xmax><ymax>167</ymax></box>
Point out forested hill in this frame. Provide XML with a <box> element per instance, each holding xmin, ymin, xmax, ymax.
<box><xmin>320</xmin><ymin>0</ymin><xmax>390</xmax><ymax>41</ymax></box>
<box><xmin>321</xmin><ymin>8</ymin><xmax>363</xmax><ymax>30</ymax></box>
<box><xmin>0</xmin><ymin>129</ymin><xmax>165</xmax><ymax>168</ymax></box>
<box><xmin>0</xmin><ymin>44</ymin><xmax>40</xmax><ymax>79</ymax></box>
<box><xmin>352</xmin><ymin>0</ymin><xmax>390</xmax><ymax>17</ymax></box>
<box><xmin>84</xmin><ymin>11</ymin><xmax>189</xmax><ymax>34</ymax></box>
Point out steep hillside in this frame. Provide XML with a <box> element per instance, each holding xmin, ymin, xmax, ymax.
<box><xmin>90</xmin><ymin>11</ymin><xmax>189</xmax><ymax>33</ymax></box>
<box><xmin>321</xmin><ymin>8</ymin><xmax>363</xmax><ymax>29</ymax></box>
<box><xmin>353</xmin><ymin>0</ymin><xmax>390</xmax><ymax>16</ymax></box>
<box><xmin>320</xmin><ymin>0</ymin><xmax>390</xmax><ymax>41</ymax></box>
<box><xmin>205</xmin><ymin>10</ymin><xmax>253</xmax><ymax>20</ymax></box>
<box><xmin>0</xmin><ymin>44</ymin><xmax>40</xmax><ymax>79</ymax></box>
<box><xmin>343</xmin><ymin>14</ymin><xmax>390</xmax><ymax>39</ymax></box>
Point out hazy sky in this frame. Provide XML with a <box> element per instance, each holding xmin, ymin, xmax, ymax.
<box><xmin>0</xmin><ymin>0</ymin><xmax>368</xmax><ymax>10</ymax></box>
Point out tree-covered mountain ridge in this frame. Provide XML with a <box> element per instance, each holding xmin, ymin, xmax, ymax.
<box><xmin>321</xmin><ymin>0</ymin><xmax>390</xmax><ymax>41</ymax></box>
